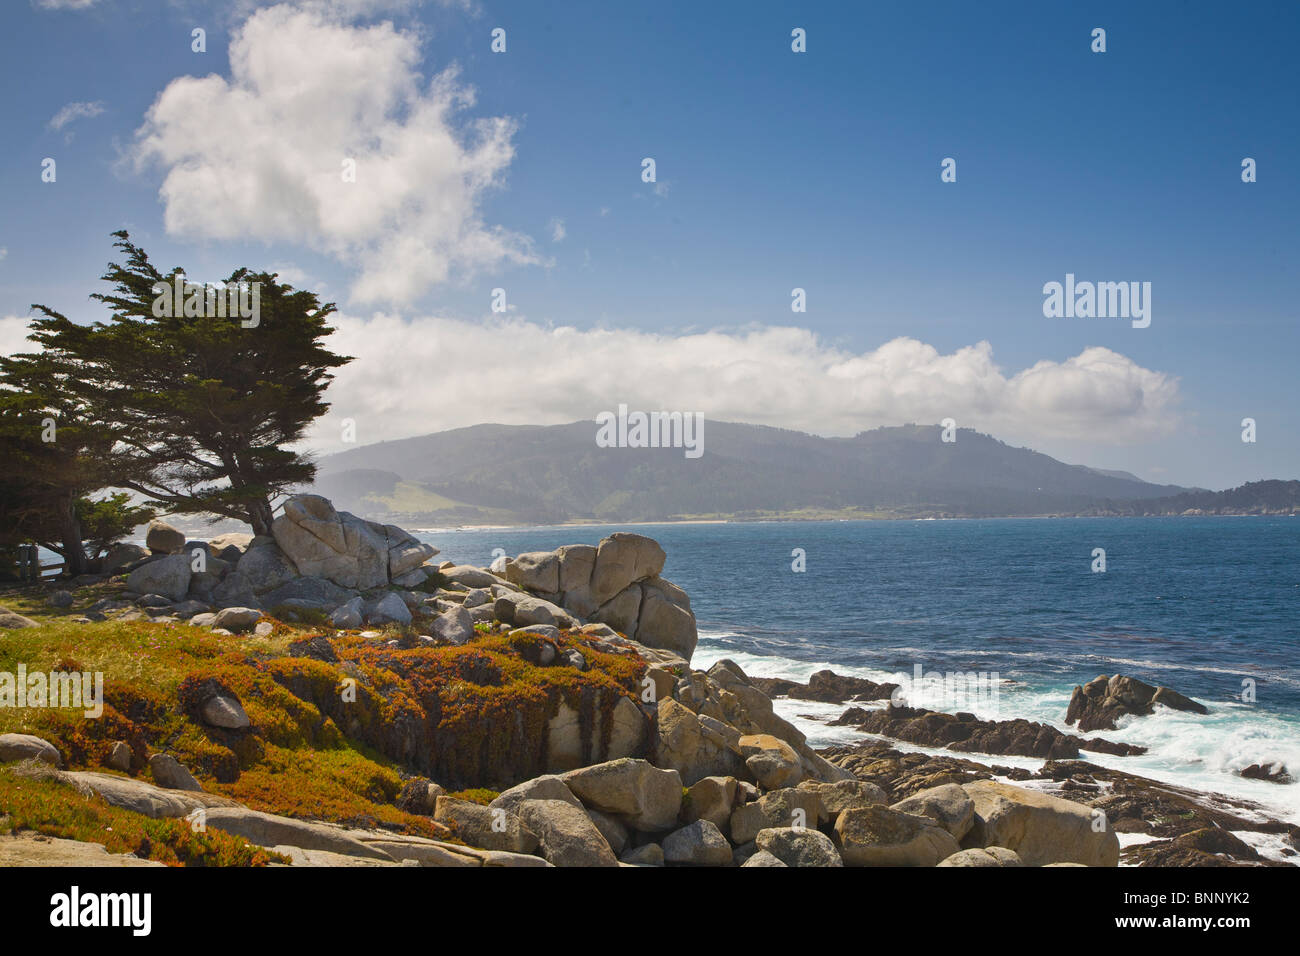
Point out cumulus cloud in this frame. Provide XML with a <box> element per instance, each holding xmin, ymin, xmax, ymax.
<box><xmin>0</xmin><ymin>316</ymin><xmax>35</xmax><ymax>357</ymax></box>
<box><xmin>129</xmin><ymin>3</ymin><xmax>538</xmax><ymax>306</ymax></box>
<box><xmin>305</xmin><ymin>314</ymin><xmax>1181</xmax><ymax>453</ymax></box>
<box><xmin>549</xmin><ymin>218</ymin><xmax>566</xmax><ymax>243</ymax></box>
<box><xmin>269</xmin><ymin>262</ymin><xmax>320</xmax><ymax>291</ymax></box>
<box><xmin>35</xmin><ymin>0</ymin><xmax>100</xmax><ymax>9</ymax></box>
<box><xmin>0</xmin><ymin>307</ymin><xmax>1180</xmax><ymax>454</ymax></box>
<box><xmin>48</xmin><ymin>100</ymin><xmax>104</xmax><ymax>131</ymax></box>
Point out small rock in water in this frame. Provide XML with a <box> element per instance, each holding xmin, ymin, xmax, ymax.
<box><xmin>1240</xmin><ymin>763</ymin><xmax>1292</xmax><ymax>784</ymax></box>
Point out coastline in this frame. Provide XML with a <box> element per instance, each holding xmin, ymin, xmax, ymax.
<box><xmin>147</xmin><ymin>516</ymin><xmax>1300</xmax><ymax>829</ymax></box>
<box><xmin>686</xmin><ymin>639</ymin><xmax>1300</xmax><ymax>839</ymax></box>
<box><xmin>695</xmin><ymin>651</ymin><xmax>1299</xmax><ymax>865</ymax></box>
<box><xmin>396</xmin><ymin>517</ymin><xmax>1300</xmax><ymax>841</ymax></box>
<box><xmin>6</xmin><ymin>510</ymin><xmax>1295</xmax><ymax>869</ymax></box>
<box><xmin>358</xmin><ymin>513</ymin><xmax>1300</xmax><ymax>533</ymax></box>
<box><xmin>160</xmin><ymin>510</ymin><xmax>1300</xmax><ymax>543</ymax></box>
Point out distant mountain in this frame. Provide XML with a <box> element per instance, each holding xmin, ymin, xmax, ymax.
<box><xmin>1085</xmin><ymin>479</ymin><xmax>1300</xmax><ymax>516</ymax></box>
<box><xmin>309</xmin><ymin>421</ymin><xmax>1201</xmax><ymax>525</ymax></box>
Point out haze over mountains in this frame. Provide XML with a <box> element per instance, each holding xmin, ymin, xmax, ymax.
<box><xmin>306</xmin><ymin>421</ymin><xmax>1296</xmax><ymax>526</ymax></box>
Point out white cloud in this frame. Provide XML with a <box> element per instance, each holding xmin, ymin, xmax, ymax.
<box><xmin>130</xmin><ymin>3</ymin><xmax>538</xmax><ymax>306</ymax></box>
<box><xmin>305</xmin><ymin>314</ymin><xmax>1181</xmax><ymax>453</ymax></box>
<box><xmin>48</xmin><ymin>100</ymin><xmax>104</xmax><ymax>131</ymax></box>
<box><xmin>0</xmin><ymin>316</ymin><xmax>34</xmax><ymax>357</ymax></box>
<box><xmin>0</xmin><ymin>247</ymin><xmax>7</xmax><ymax>262</ymax></box>
<box><xmin>270</xmin><ymin>262</ymin><xmax>320</xmax><ymax>291</ymax></box>
<box><xmin>35</xmin><ymin>0</ymin><xmax>100</xmax><ymax>9</ymax></box>
<box><xmin>231</xmin><ymin>0</ymin><xmax>475</xmax><ymax>19</ymax></box>
<box><xmin>1</xmin><ymin>306</ymin><xmax>1181</xmax><ymax>457</ymax></box>
<box><xmin>549</xmin><ymin>218</ymin><xmax>566</xmax><ymax>243</ymax></box>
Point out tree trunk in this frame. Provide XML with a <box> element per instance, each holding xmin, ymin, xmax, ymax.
<box><xmin>58</xmin><ymin>494</ymin><xmax>88</xmax><ymax>577</ymax></box>
<box><xmin>247</xmin><ymin>497</ymin><xmax>274</xmax><ymax>537</ymax></box>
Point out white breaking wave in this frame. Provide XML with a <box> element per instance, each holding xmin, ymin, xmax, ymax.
<box><xmin>692</xmin><ymin>630</ymin><xmax>1300</xmax><ymax>827</ymax></box>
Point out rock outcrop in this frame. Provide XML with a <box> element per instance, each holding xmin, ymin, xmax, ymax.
<box><xmin>834</xmin><ymin>805</ymin><xmax>962</xmax><ymax>866</ymax></box>
<box><xmin>0</xmin><ymin>733</ymin><xmax>63</xmax><ymax>767</ymax></box>
<box><xmin>18</xmin><ymin>501</ymin><xmax>1275</xmax><ymax>871</ymax></box>
<box><xmin>961</xmin><ymin>779</ymin><xmax>1120</xmax><ymax>867</ymax></box>
<box><xmin>890</xmin><ymin>783</ymin><xmax>976</xmax><ymax>839</ymax></box>
<box><xmin>662</xmin><ymin>820</ymin><xmax>732</xmax><ymax>866</ymax></box>
<box><xmin>1065</xmin><ymin>674</ymin><xmax>1208</xmax><ymax>732</ymax></box>
<box><xmin>1240</xmin><ymin>762</ymin><xmax>1292</xmax><ymax>784</ymax></box>
<box><xmin>0</xmin><ymin>834</ymin><xmax>167</xmax><ymax>867</ymax></box>
<box><xmin>272</xmin><ymin>495</ymin><xmax>438</xmax><ymax>590</ymax></box>
<box><xmin>94</xmin><ymin>496</ymin><xmax>702</xmax><ymax>673</ymax></box>
<box><xmin>1128</xmin><ymin>828</ymin><xmax>1263</xmax><ymax>867</ymax></box>
<box><xmin>126</xmin><ymin>554</ymin><xmax>192</xmax><ymax>603</ymax></box>
<box><xmin>756</xmin><ymin>827</ymin><xmax>843</xmax><ymax>866</ymax></box>
<box><xmin>0</xmin><ymin>607</ymin><xmax>40</xmax><ymax>629</ymax></box>
<box><xmin>434</xmin><ymin>796</ymin><xmax>538</xmax><ymax>854</ymax></box>
<box><xmin>937</xmin><ymin>846</ymin><xmax>1023</xmax><ymax>867</ymax></box>
<box><xmin>561</xmin><ymin>758</ymin><xmax>682</xmax><ymax>831</ymax></box>
<box><xmin>753</xmin><ymin>669</ymin><xmax>897</xmax><ymax>704</ymax></box>
<box><xmin>832</xmin><ymin>703</ymin><xmax>1146</xmax><ymax>759</ymax></box>
<box><xmin>145</xmin><ymin>519</ymin><xmax>187</xmax><ymax>555</ymax></box>
<box><xmin>148</xmin><ymin>753</ymin><xmax>203</xmax><ymax>791</ymax></box>
<box><xmin>505</xmin><ymin>533</ymin><xmax>697</xmax><ymax>660</ymax></box>
<box><xmin>4</xmin><ymin>644</ymin><xmax>1277</xmax><ymax>869</ymax></box>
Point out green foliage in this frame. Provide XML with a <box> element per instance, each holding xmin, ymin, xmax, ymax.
<box><xmin>268</xmin><ymin>604</ymin><xmax>333</xmax><ymax>628</ymax></box>
<box><xmin>76</xmin><ymin>493</ymin><xmax>154</xmax><ymax>559</ymax></box>
<box><xmin>447</xmin><ymin>788</ymin><xmax>499</xmax><ymax>805</ymax></box>
<box><xmin>0</xmin><ymin>601</ymin><xmax>645</xmax><ymax>832</ymax></box>
<box><xmin>0</xmin><ymin>766</ymin><xmax>284</xmax><ymax>867</ymax></box>
<box><xmin>0</xmin><ymin>342</ymin><xmax>154</xmax><ymax>575</ymax></box>
<box><xmin>19</xmin><ymin>232</ymin><xmax>351</xmax><ymax>535</ymax></box>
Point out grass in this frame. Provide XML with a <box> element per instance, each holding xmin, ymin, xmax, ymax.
<box><xmin>0</xmin><ymin>578</ymin><xmax>646</xmax><ymax>861</ymax></box>
<box><xmin>0</xmin><ymin>764</ymin><xmax>285</xmax><ymax>867</ymax></box>
<box><xmin>365</xmin><ymin>481</ymin><xmax>522</xmax><ymax>524</ymax></box>
<box><xmin>447</xmin><ymin>788</ymin><xmax>499</xmax><ymax>806</ymax></box>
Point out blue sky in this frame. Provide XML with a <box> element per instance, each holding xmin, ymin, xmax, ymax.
<box><xmin>1</xmin><ymin>0</ymin><xmax>1296</xmax><ymax>489</ymax></box>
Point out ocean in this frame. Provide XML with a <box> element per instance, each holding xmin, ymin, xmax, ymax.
<box><xmin>414</xmin><ymin>516</ymin><xmax>1300</xmax><ymax>826</ymax></box>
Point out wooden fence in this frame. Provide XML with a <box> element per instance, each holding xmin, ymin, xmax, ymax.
<box><xmin>15</xmin><ymin>544</ymin><xmax>62</xmax><ymax>583</ymax></box>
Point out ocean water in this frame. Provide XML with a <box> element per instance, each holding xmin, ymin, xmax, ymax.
<box><xmin>417</xmin><ymin>516</ymin><xmax>1300</xmax><ymax>824</ymax></box>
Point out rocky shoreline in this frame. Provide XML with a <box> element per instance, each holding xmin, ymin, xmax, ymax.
<box><xmin>1</xmin><ymin>495</ymin><xmax>1295</xmax><ymax>867</ymax></box>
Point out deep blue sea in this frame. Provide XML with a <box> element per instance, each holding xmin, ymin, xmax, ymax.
<box><xmin>416</xmin><ymin>516</ymin><xmax>1300</xmax><ymax>824</ymax></box>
